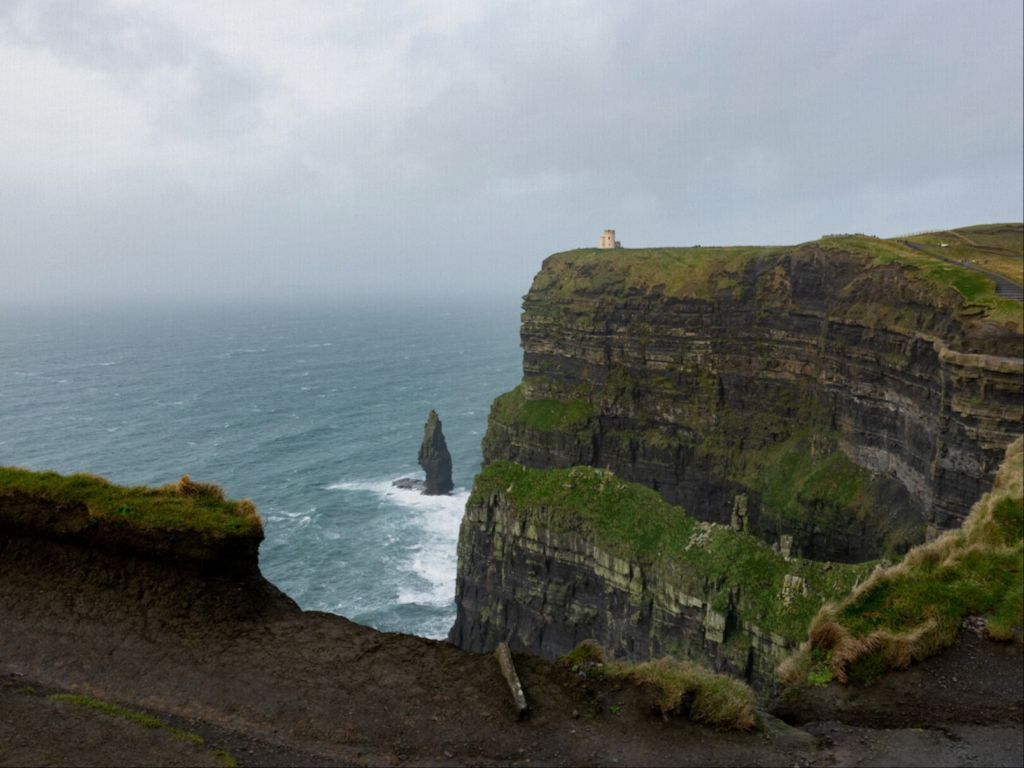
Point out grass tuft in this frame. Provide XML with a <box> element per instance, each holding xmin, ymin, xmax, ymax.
<box><xmin>48</xmin><ymin>693</ymin><xmax>239</xmax><ymax>765</ymax></box>
<box><xmin>783</xmin><ymin>436</ymin><xmax>1024</xmax><ymax>685</ymax></box>
<box><xmin>49</xmin><ymin>694</ymin><xmax>202</xmax><ymax>744</ymax></box>
<box><xmin>559</xmin><ymin>642</ymin><xmax>756</xmax><ymax>730</ymax></box>
<box><xmin>0</xmin><ymin>466</ymin><xmax>263</xmax><ymax>540</ymax></box>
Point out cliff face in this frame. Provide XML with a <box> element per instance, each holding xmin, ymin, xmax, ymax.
<box><xmin>0</xmin><ymin>474</ymin><xmax>297</xmax><ymax>625</ymax></box>
<box><xmin>452</xmin><ymin>233</ymin><xmax>1023</xmax><ymax>682</ymax></box>
<box><xmin>450</xmin><ymin>495</ymin><xmax>782</xmax><ymax>690</ymax></box>
<box><xmin>483</xmin><ymin>241</ymin><xmax>1023</xmax><ymax>561</ymax></box>
<box><xmin>449</xmin><ymin>462</ymin><xmax>872</xmax><ymax>695</ymax></box>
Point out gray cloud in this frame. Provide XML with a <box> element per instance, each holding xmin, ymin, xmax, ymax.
<box><xmin>0</xmin><ymin>0</ymin><xmax>1020</xmax><ymax>305</ymax></box>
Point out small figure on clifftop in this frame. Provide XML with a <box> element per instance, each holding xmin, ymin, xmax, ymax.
<box><xmin>418</xmin><ymin>410</ymin><xmax>454</xmax><ymax>495</ymax></box>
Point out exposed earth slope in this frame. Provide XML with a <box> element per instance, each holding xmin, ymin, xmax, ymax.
<box><xmin>1</xmin><ymin>468</ymin><xmax>1021</xmax><ymax>767</ymax></box>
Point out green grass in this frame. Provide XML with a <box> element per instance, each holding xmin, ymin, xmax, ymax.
<box><xmin>0</xmin><ymin>467</ymin><xmax>262</xmax><ymax>539</ymax></box>
<box><xmin>49</xmin><ymin>694</ymin><xmax>203</xmax><ymax>743</ymax></box>
<box><xmin>783</xmin><ymin>437</ymin><xmax>1024</xmax><ymax>686</ymax></box>
<box><xmin>738</xmin><ymin>432</ymin><xmax>867</xmax><ymax>515</ymax></box>
<box><xmin>814</xmin><ymin>231</ymin><xmax>1024</xmax><ymax>328</ymax></box>
<box><xmin>489</xmin><ymin>385</ymin><xmax>595</xmax><ymax>432</ymax></box>
<box><xmin>901</xmin><ymin>224</ymin><xmax>1023</xmax><ymax>286</ymax></box>
<box><xmin>49</xmin><ymin>694</ymin><xmax>237</xmax><ymax>765</ymax></box>
<box><xmin>470</xmin><ymin>461</ymin><xmax>874</xmax><ymax>641</ymax></box>
<box><xmin>533</xmin><ymin>231</ymin><xmax>1021</xmax><ymax>329</ymax></box>
<box><xmin>558</xmin><ymin>644</ymin><xmax>756</xmax><ymax>730</ymax></box>
<box><xmin>532</xmin><ymin>246</ymin><xmax>781</xmax><ymax>300</ymax></box>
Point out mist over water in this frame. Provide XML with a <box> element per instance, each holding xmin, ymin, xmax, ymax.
<box><xmin>0</xmin><ymin>299</ymin><xmax>522</xmax><ymax>638</ymax></box>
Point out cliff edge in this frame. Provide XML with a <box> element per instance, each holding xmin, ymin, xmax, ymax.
<box><xmin>452</xmin><ymin>225</ymin><xmax>1023</xmax><ymax>687</ymax></box>
<box><xmin>483</xmin><ymin>230</ymin><xmax>1023</xmax><ymax>560</ymax></box>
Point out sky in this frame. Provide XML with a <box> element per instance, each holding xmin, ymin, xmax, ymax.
<box><xmin>1</xmin><ymin>0</ymin><xmax>1022</xmax><ymax>305</ymax></box>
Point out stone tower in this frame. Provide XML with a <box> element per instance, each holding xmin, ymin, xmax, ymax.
<box><xmin>599</xmin><ymin>229</ymin><xmax>622</xmax><ymax>249</ymax></box>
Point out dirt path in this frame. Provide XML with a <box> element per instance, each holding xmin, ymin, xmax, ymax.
<box><xmin>2</xmin><ymin>534</ymin><xmax>1021</xmax><ymax>767</ymax></box>
<box><xmin>902</xmin><ymin>239</ymin><xmax>1024</xmax><ymax>301</ymax></box>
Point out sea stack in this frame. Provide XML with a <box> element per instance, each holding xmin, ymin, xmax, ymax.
<box><xmin>418</xmin><ymin>410</ymin><xmax>454</xmax><ymax>495</ymax></box>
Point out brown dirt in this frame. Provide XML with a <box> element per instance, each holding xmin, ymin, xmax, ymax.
<box><xmin>1</xmin><ymin>533</ymin><xmax>1022</xmax><ymax>767</ymax></box>
<box><xmin>772</xmin><ymin>630</ymin><xmax>1024</xmax><ymax>728</ymax></box>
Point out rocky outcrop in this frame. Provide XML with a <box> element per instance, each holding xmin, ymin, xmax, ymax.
<box><xmin>419</xmin><ymin>409</ymin><xmax>454</xmax><ymax>495</ymax></box>
<box><xmin>481</xmin><ymin>240</ymin><xmax>1024</xmax><ymax>561</ymax></box>
<box><xmin>449</xmin><ymin>461</ymin><xmax>873</xmax><ymax>695</ymax></box>
<box><xmin>451</xmin><ymin>233</ymin><xmax>1023</xmax><ymax>691</ymax></box>
<box><xmin>0</xmin><ymin>479</ymin><xmax>296</xmax><ymax>624</ymax></box>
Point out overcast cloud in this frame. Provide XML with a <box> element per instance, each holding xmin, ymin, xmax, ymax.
<box><xmin>1</xmin><ymin>0</ymin><xmax>1021</xmax><ymax>305</ymax></box>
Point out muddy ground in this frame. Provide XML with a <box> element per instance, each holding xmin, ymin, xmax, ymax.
<box><xmin>1</xmin><ymin>535</ymin><xmax>1021</xmax><ymax>767</ymax></box>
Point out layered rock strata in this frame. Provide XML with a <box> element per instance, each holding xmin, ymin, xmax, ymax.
<box><xmin>449</xmin><ymin>462</ymin><xmax>872</xmax><ymax>695</ymax></box>
<box><xmin>452</xmin><ymin>233</ymin><xmax>1023</xmax><ymax>684</ymax></box>
<box><xmin>482</xmin><ymin>240</ymin><xmax>1024</xmax><ymax>561</ymax></box>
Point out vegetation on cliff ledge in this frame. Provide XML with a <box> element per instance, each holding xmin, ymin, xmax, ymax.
<box><xmin>533</xmin><ymin>224</ymin><xmax>1022</xmax><ymax>330</ymax></box>
<box><xmin>488</xmin><ymin>384</ymin><xmax>594</xmax><ymax>432</ymax></box>
<box><xmin>0</xmin><ymin>467</ymin><xmax>262</xmax><ymax>539</ymax></box>
<box><xmin>560</xmin><ymin>641</ymin><xmax>756</xmax><ymax>730</ymax></box>
<box><xmin>470</xmin><ymin>461</ymin><xmax>875</xmax><ymax>641</ymax></box>
<box><xmin>782</xmin><ymin>436</ymin><xmax>1024</xmax><ymax>687</ymax></box>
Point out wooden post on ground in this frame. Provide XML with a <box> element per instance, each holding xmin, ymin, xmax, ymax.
<box><xmin>494</xmin><ymin>642</ymin><xmax>529</xmax><ymax>720</ymax></box>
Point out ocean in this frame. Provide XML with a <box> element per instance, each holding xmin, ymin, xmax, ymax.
<box><xmin>0</xmin><ymin>299</ymin><xmax>522</xmax><ymax>640</ymax></box>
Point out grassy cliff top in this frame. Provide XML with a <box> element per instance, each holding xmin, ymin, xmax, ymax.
<box><xmin>782</xmin><ymin>436</ymin><xmax>1023</xmax><ymax>687</ymax></box>
<box><xmin>531</xmin><ymin>245</ymin><xmax>780</xmax><ymax>300</ymax></box>
<box><xmin>533</xmin><ymin>224</ymin><xmax>1023</xmax><ymax>330</ymax></box>
<box><xmin>0</xmin><ymin>467</ymin><xmax>262</xmax><ymax>541</ymax></box>
<box><xmin>900</xmin><ymin>223</ymin><xmax>1023</xmax><ymax>285</ymax></box>
<box><xmin>470</xmin><ymin>460</ymin><xmax>875</xmax><ymax>642</ymax></box>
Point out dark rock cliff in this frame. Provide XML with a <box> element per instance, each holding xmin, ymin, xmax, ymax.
<box><xmin>482</xmin><ymin>242</ymin><xmax>1023</xmax><ymax>561</ymax></box>
<box><xmin>449</xmin><ymin>462</ymin><xmax>873</xmax><ymax>696</ymax></box>
<box><xmin>452</xmin><ymin>234</ymin><xmax>1023</xmax><ymax>682</ymax></box>
<box><xmin>0</xmin><ymin>487</ymin><xmax>297</xmax><ymax>625</ymax></box>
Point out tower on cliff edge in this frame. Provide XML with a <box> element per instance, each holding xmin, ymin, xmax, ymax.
<box><xmin>599</xmin><ymin>229</ymin><xmax>622</xmax><ymax>249</ymax></box>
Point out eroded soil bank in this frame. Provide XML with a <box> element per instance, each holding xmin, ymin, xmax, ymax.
<box><xmin>1</xmin><ymin>531</ymin><xmax>1021</xmax><ymax>767</ymax></box>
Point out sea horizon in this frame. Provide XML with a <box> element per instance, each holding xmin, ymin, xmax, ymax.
<box><xmin>0</xmin><ymin>297</ymin><xmax>524</xmax><ymax>639</ymax></box>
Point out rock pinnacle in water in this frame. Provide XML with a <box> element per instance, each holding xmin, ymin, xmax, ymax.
<box><xmin>418</xmin><ymin>410</ymin><xmax>454</xmax><ymax>495</ymax></box>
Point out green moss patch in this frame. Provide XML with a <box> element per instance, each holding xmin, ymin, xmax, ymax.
<box><xmin>784</xmin><ymin>437</ymin><xmax>1024</xmax><ymax>686</ymax></box>
<box><xmin>49</xmin><ymin>694</ymin><xmax>236</xmax><ymax>765</ymax></box>
<box><xmin>0</xmin><ymin>467</ymin><xmax>262</xmax><ymax>540</ymax></box>
<box><xmin>727</xmin><ymin>431</ymin><xmax>922</xmax><ymax>559</ymax></box>
<box><xmin>532</xmin><ymin>246</ymin><xmax>780</xmax><ymax>301</ymax></box>
<box><xmin>490</xmin><ymin>385</ymin><xmax>595</xmax><ymax>432</ymax></box>
<box><xmin>49</xmin><ymin>693</ymin><xmax>202</xmax><ymax>743</ymax></box>
<box><xmin>558</xmin><ymin>643</ymin><xmax>756</xmax><ymax>730</ymax></box>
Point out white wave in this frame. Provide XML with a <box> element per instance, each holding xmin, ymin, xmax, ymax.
<box><xmin>393</xmin><ymin>489</ymin><xmax>468</xmax><ymax>607</ymax></box>
<box><xmin>325</xmin><ymin>474</ymin><xmax>468</xmax><ymax>609</ymax></box>
<box><xmin>326</xmin><ymin>478</ymin><xmax>396</xmax><ymax>493</ymax></box>
<box><xmin>274</xmin><ymin>505</ymin><xmax>317</xmax><ymax>520</ymax></box>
